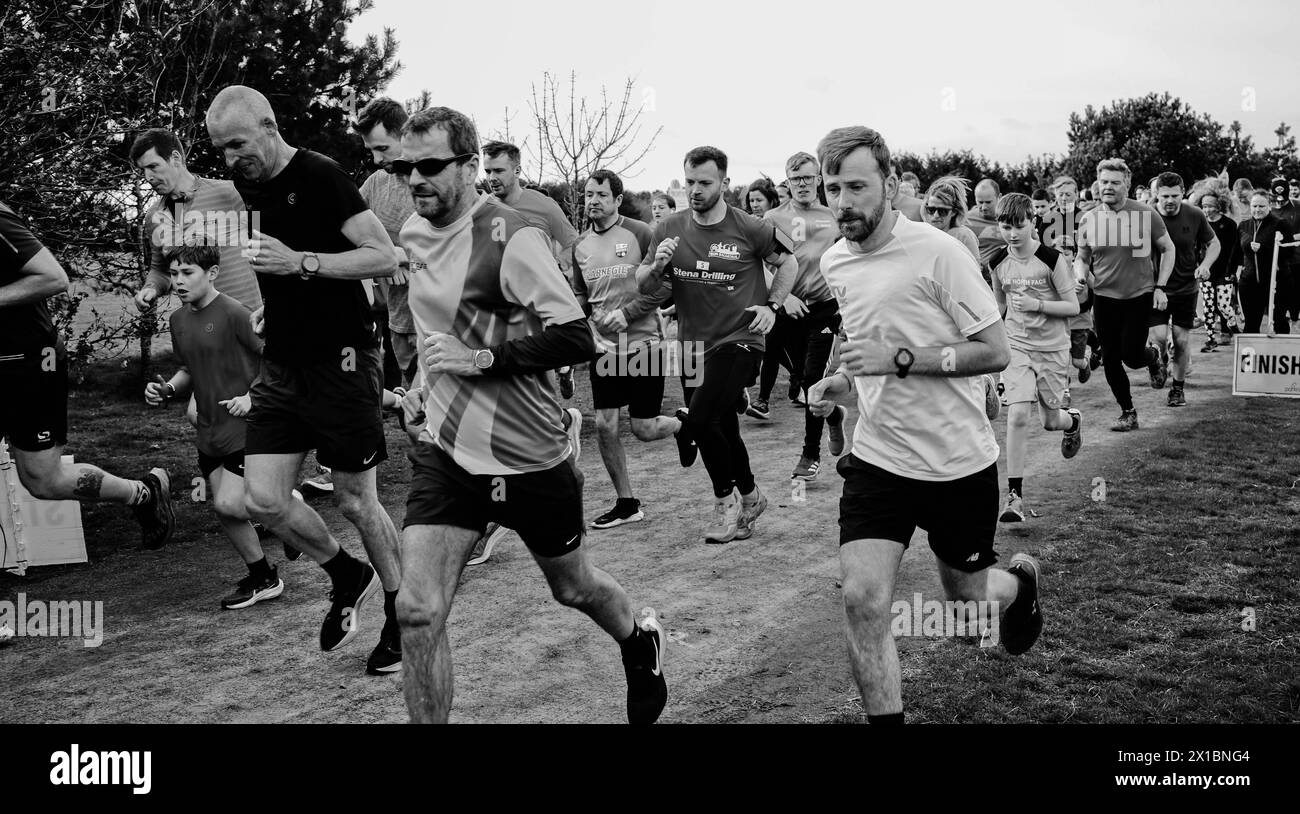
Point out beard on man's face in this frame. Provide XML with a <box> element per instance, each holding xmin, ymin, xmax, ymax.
<box><xmin>837</xmin><ymin>194</ymin><xmax>887</xmax><ymax>243</ymax></box>
<box><xmin>690</xmin><ymin>186</ymin><xmax>721</xmax><ymax>212</ymax></box>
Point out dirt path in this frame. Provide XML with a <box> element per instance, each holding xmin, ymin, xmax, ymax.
<box><xmin>0</xmin><ymin>346</ymin><xmax>1239</xmax><ymax>723</ymax></box>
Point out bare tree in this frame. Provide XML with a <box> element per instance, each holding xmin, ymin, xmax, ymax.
<box><xmin>527</xmin><ymin>71</ymin><xmax>662</xmax><ymax>229</ymax></box>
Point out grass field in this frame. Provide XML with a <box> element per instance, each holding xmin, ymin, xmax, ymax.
<box><xmin>0</xmin><ymin>343</ymin><xmax>1296</xmax><ymax>723</ymax></box>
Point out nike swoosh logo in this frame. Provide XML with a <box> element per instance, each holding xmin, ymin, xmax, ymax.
<box><xmin>362</xmin><ymin>452</ymin><xmax>377</xmax><ymax>465</ymax></box>
<box><xmin>650</xmin><ymin>635</ymin><xmax>662</xmax><ymax>676</ymax></box>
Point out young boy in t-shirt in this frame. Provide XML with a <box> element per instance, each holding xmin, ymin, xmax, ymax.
<box><xmin>144</xmin><ymin>243</ymin><xmax>287</xmax><ymax>608</ymax></box>
<box><xmin>988</xmin><ymin>194</ymin><xmax>1084</xmax><ymax>523</ymax></box>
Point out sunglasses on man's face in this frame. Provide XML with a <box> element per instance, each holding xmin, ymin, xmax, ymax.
<box><xmin>391</xmin><ymin>154</ymin><xmax>476</xmax><ymax>178</ymax></box>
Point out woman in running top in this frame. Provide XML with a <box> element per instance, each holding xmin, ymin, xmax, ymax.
<box><xmin>921</xmin><ymin>175</ymin><xmax>980</xmax><ymax>263</ymax></box>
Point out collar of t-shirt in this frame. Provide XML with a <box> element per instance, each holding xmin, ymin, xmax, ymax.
<box><xmin>842</xmin><ymin>210</ymin><xmax>903</xmax><ymax>256</ymax></box>
<box><xmin>422</xmin><ymin>191</ymin><xmax>488</xmax><ymax>235</ymax></box>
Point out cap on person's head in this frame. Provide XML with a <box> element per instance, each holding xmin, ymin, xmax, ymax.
<box><xmin>1271</xmin><ymin>176</ymin><xmax>1288</xmax><ymax>196</ymax></box>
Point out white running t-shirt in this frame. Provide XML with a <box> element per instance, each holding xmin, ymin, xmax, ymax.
<box><xmin>820</xmin><ymin>215</ymin><xmax>1002</xmax><ymax>481</ymax></box>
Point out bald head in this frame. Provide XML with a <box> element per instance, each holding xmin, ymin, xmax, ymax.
<box><xmin>973</xmin><ymin>178</ymin><xmax>1000</xmax><ymax>218</ymax></box>
<box><xmin>205</xmin><ymin>86</ymin><xmax>290</xmax><ymax>183</ymax></box>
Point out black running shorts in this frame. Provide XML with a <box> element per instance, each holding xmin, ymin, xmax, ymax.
<box><xmin>837</xmin><ymin>454</ymin><xmax>999</xmax><ymax>573</ymax></box>
<box><xmin>198</xmin><ymin>449</ymin><xmax>247</xmax><ymax>478</ymax></box>
<box><xmin>245</xmin><ymin>346</ymin><xmax>387</xmax><ymax>472</ymax></box>
<box><xmin>590</xmin><ymin>347</ymin><xmax>666</xmax><ymax>419</ymax></box>
<box><xmin>404</xmin><ymin>441</ymin><xmax>584</xmax><ymax>558</ymax></box>
<box><xmin>0</xmin><ymin>350</ymin><xmax>68</xmax><ymax>452</ymax></box>
<box><xmin>1147</xmin><ymin>290</ymin><xmax>1196</xmax><ymax>330</ymax></box>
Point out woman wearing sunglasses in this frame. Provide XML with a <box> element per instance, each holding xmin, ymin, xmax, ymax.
<box><xmin>920</xmin><ymin>175</ymin><xmax>980</xmax><ymax>264</ymax></box>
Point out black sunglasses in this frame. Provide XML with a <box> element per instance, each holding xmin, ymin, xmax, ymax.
<box><xmin>391</xmin><ymin>154</ymin><xmax>476</xmax><ymax>178</ymax></box>
<box><xmin>924</xmin><ymin>205</ymin><xmax>952</xmax><ymax>216</ymax></box>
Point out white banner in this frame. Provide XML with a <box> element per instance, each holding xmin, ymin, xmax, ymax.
<box><xmin>1232</xmin><ymin>334</ymin><xmax>1300</xmax><ymax>398</ymax></box>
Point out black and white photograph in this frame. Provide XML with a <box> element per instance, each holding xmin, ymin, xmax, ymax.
<box><xmin>0</xmin><ymin>0</ymin><xmax>1292</xmax><ymax>793</ymax></box>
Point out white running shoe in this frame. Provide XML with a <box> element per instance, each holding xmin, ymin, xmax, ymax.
<box><xmin>703</xmin><ymin>492</ymin><xmax>739</xmax><ymax>544</ymax></box>
<box><xmin>565</xmin><ymin>407</ymin><xmax>583</xmax><ymax>463</ymax></box>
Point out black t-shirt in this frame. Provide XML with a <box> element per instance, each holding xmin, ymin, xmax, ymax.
<box><xmin>0</xmin><ymin>201</ymin><xmax>59</xmax><ymax>359</ymax></box>
<box><xmin>234</xmin><ymin>150</ymin><xmax>374</xmax><ymax>364</ymax></box>
<box><xmin>1205</xmin><ymin>215</ymin><xmax>1239</xmax><ymax>285</ymax></box>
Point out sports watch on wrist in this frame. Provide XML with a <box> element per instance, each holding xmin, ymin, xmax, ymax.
<box><xmin>299</xmin><ymin>251</ymin><xmax>320</xmax><ymax>279</ymax></box>
<box><xmin>767</xmin><ymin>301</ymin><xmax>781</xmax><ymax>314</ymax></box>
<box><xmin>473</xmin><ymin>348</ymin><xmax>495</xmax><ymax>371</ymax></box>
<box><xmin>893</xmin><ymin>347</ymin><xmax>915</xmax><ymax>378</ymax></box>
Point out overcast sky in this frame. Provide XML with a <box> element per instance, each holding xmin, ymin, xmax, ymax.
<box><xmin>347</xmin><ymin>0</ymin><xmax>1300</xmax><ymax>190</ymax></box>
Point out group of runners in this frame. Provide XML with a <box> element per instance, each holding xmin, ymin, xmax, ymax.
<box><xmin>3</xmin><ymin>85</ymin><xmax>1296</xmax><ymax>724</ymax></box>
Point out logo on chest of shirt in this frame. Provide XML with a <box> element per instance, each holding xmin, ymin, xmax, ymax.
<box><xmin>708</xmin><ymin>242</ymin><xmax>741</xmax><ymax>261</ymax></box>
<box><xmin>287</xmin><ymin>193</ymin><xmax>297</xmax><ymax>205</ymax></box>
<box><xmin>411</xmin><ymin>261</ymin><xmax>428</xmax><ymax>273</ymax></box>
<box><xmin>831</xmin><ymin>284</ymin><xmax>848</xmax><ymax>301</ymax></box>
<box><xmin>615</xmin><ymin>242</ymin><xmax>629</xmax><ymax>257</ymax></box>
<box><xmin>205</xmin><ymin>322</ymin><xmax>214</xmax><ymax>333</ymax></box>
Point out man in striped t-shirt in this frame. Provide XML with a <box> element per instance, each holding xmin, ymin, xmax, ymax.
<box><xmin>396</xmin><ymin>107</ymin><xmax>667</xmax><ymax>725</ymax></box>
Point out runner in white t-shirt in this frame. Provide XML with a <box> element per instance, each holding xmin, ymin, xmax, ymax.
<box><xmin>805</xmin><ymin>125</ymin><xmax>1045</xmax><ymax>725</ymax></box>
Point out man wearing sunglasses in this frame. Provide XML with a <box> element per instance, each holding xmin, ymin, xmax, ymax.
<box><xmin>394</xmin><ymin>107</ymin><xmax>668</xmax><ymax>725</ymax></box>
<box><xmin>763</xmin><ymin>151</ymin><xmax>847</xmax><ymax>483</ymax></box>
<box><xmin>206</xmin><ymin>85</ymin><xmax>403</xmax><ymax>674</ymax></box>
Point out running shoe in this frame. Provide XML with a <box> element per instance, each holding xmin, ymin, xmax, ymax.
<box><xmin>999</xmin><ymin>491</ymin><xmax>1025</xmax><ymax>523</ymax></box>
<box><xmin>320</xmin><ymin>562</ymin><xmax>380</xmax><ymax>652</ymax></box>
<box><xmin>1110</xmin><ymin>409</ymin><xmax>1139</xmax><ymax>432</ymax></box>
<box><xmin>1077</xmin><ymin>353</ymin><xmax>1092</xmax><ymax>383</ymax></box>
<box><xmin>1200</xmin><ymin>339</ymin><xmax>1217</xmax><ymax>353</ymax></box>
<box><xmin>300</xmin><ymin>466</ymin><xmax>334</xmax><ymax>495</ymax></box>
<box><xmin>467</xmin><ymin>522</ymin><xmax>508</xmax><ymax>567</ymax></box>
<box><xmin>1090</xmin><ymin>348</ymin><xmax>1102</xmax><ymax>370</ymax></box>
<box><xmin>1167</xmin><ymin>386</ymin><xmax>1186</xmax><ymax>407</ymax></box>
<box><xmin>557</xmin><ymin>366</ymin><xmax>575</xmax><ymax>399</ymax></box>
<box><xmin>134</xmin><ymin>467</ymin><xmax>175</xmax><ymax>550</ymax></box>
<box><xmin>673</xmin><ymin>408</ymin><xmax>697</xmax><ymax>467</ymax></box>
<box><xmin>1002</xmin><ymin>553</ymin><xmax>1044</xmax><ymax>655</ymax></box>
<box><xmin>565</xmin><ymin>407</ymin><xmax>582</xmax><ymax>463</ymax></box>
<box><xmin>220</xmin><ymin>567</ymin><xmax>284</xmax><ymax>610</ymax></box>
<box><xmin>745</xmin><ymin>397</ymin><xmax>771</xmax><ymax>420</ymax></box>
<box><xmin>827</xmin><ymin>405</ymin><xmax>846</xmax><ymax>456</ymax></box>
<box><xmin>365</xmin><ymin>617</ymin><xmax>402</xmax><ymax>675</ymax></box>
<box><xmin>734</xmin><ymin>486</ymin><xmax>768</xmax><ymax>540</ymax></box>
<box><xmin>1061</xmin><ymin>409</ymin><xmax>1083</xmax><ymax>459</ymax></box>
<box><xmin>792</xmin><ymin>456</ymin><xmax>820</xmax><ymax>482</ymax></box>
<box><xmin>624</xmin><ymin>606</ymin><xmax>667</xmax><ymax>725</ymax></box>
<box><xmin>703</xmin><ymin>493</ymin><xmax>739</xmax><ymax>544</ymax></box>
<box><xmin>592</xmin><ymin>499</ymin><xmax>645</xmax><ymax>529</ymax></box>
<box><xmin>1146</xmin><ymin>344</ymin><xmax>1166</xmax><ymax>389</ymax></box>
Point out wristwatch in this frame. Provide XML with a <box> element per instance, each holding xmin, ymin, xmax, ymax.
<box><xmin>893</xmin><ymin>347</ymin><xmax>915</xmax><ymax>378</ymax></box>
<box><xmin>767</xmin><ymin>301</ymin><xmax>781</xmax><ymax>314</ymax></box>
<box><xmin>473</xmin><ymin>348</ymin><xmax>495</xmax><ymax>371</ymax></box>
<box><xmin>299</xmin><ymin>251</ymin><xmax>320</xmax><ymax>279</ymax></box>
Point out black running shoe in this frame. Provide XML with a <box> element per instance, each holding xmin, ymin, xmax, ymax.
<box><xmin>592</xmin><ymin>499</ymin><xmax>645</xmax><ymax>529</ymax></box>
<box><xmin>365</xmin><ymin>617</ymin><xmax>402</xmax><ymax>675</ymax></box>
<box><xmin>320</xmin><ymin>563</ymin><xmax>381</xmax><ymax>652</ymax></box>
<box><xmin>1077</xmin><ymin>358</ymin><xmax>1091</xmax><ymax>383</ymax></box>
<box><xmin>133</xmin><ymin>467</ymin><xmax>175</xmax><ymax>550</ymax></box>
<box><xmin>1002</xmin><ymin>553</ymin><xmax>1043</xmax><ymax>655</ymax></box>
<box><xmin>558</xmin><ymin>367</ymin><xmax>575</xmax><ymax>399</ymax></box>
<box><xmin>221</xmin><ymin>567</ymin><xmax>285</xmax><ymax>610</ymax></box>
<box><xmin>624</xmin><ymin>607</ymin><xmax>667</xmax><ymax>725</ymax></box>
<box><xmin>673</xmin><ymin>408</ymin><xmax>697</xmax><ymax>467</ymax></box>
<box><xmin>745</xmin><ymin>397</ymin><xmax>771</xmax><ymax>420</ymax></box>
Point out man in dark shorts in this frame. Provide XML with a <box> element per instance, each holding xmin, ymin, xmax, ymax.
<box><xmin>1150</xmin><ymin>172</ymin><xmax>1219</xmax><ymax>407</ymax></box>
<box><xmin>636</xmin><ymin>146</ymin><xmax>797</xmax><ymax>544</ymax></box>
<box><xmin>571</xmin><ymin>169</ymin><xmax>684</xmax><ymax>529</ymax></box>
<box><xmin>205</xmin><ymin>85</ymin><xmax>403</xmax><ymax>674</ymax></box>
<box><xmin>805</xmin><ymin>126</ymin><xmax>1043</xmax><ymax>725</ymax></box>
<box><xmin>1074</xmin><ymin>158</ymin><xmax>1176</xmax><ymax>432</ymax></box>
<box><xmin>394</xmin><ymin>107</ymin><xmax>666</xmax><ymax>724</ymax></box>
<box><xmin>0</xmin><ymin>200</ymin><xmax>174</xmax><ymax>551</ymax></box>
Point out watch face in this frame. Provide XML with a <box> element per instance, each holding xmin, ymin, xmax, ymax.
<box><xmin>897</xmin><ymin>348</ymin><xmax>914</xmax><ymax>365</ymax></box>
<box><xmin>303</xmin><ymin>254</ymin><xmax>320</xmax><ymax>273</ymax></box>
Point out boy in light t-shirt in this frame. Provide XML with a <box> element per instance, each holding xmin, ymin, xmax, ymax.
<box><xmin>988</xmin><ymin>194</ymin><xmax>1082</xmax><ymax>524</ymax></box>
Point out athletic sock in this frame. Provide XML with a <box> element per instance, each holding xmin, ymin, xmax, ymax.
<box><xmin>1173</xmin><ymin>379</ymin><xmax>1184</xmax><ymax>389</ymax></box>
<box><xmin>617</xmin><ymin>497</ymin><xmax>640</xmax><ymax>511</ymax></box>
<box><xmin>247</xmin><ymin>556</ymin><xmax>273</xmax><ymax>582</ymax></box>
<box><xmin>1008</xmin><ymin>477</ymin><xmax>1023</xmax><ymax>497</ymax></box>
<box><xmin>321</xmin><ymin>549</ymin><xmax>361</xmax><ymax>587</ymax></box>
<box><xmin>126</xmin><ymin>480</ymin><xmax>151</xmax><ymax>506</ymax></box>
<box><xmin>867</xmin><ymin>712</ymin><xmax>905</xmax><ymax>725</ymax></box>
<box><xmin>383</xmin><ymin>589</ymin><xmax>398</xmax><ymax>622</ymax></box>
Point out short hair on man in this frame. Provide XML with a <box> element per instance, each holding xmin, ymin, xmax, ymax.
<box><xmin>995</xmin><ymin>192</ymin><xmax>1034</xmax><ymax>225</ymax></box>
<box><xmin>1052</xmin><ymin>175</ymin><xmax>1078</xmax><ymax>190</ymax></box>
<box><xmin>586</xmin><ymin>168</ymin><xmax>624</xmax><ymax>199</ymax></box>
<box><xmin>899</xmin><ymin>171</ymin><xmax>921</xmax><ymax>188</ymax></box>
<box><xmin>1031</xmin><ymin>188</ymin><xmax>1051</xmax><ymax>202</ymax></box>
<box><xmin>651</xmin><ymin>192</ymin><xmax>676</xmax><ymax>210</ymax></box>
<box><xmin>164</xmin><ymin>242</ymin><xmax>220</xmax><ymax>270</ymax></box>
<box><xmin>1095</xmin><ymin>158</ymin><xmax>1132</xmax><ymax>181</ymax></box>
<box><xmin>684</xmin><ymin>146</ymin><xmax>728</xmax><ymax>176</ymax></box>
<box><xmin>130</xmin><ymin>128</ymin><xmax>185</xmax><ymax>164</ymax></box>
<box><xmin>975</xmin><ymin>178</ymin><xmax>1000</xmax><ymax>197</ymax></box>
<box><xmin>353</xmin><ymin>97</ymin><xmax>408</xmax><ymax>136</ymax></box>
<box><xmin>401</xmin><ymin>107</ymin><xmax>481</xmax><ymax>157</ymax></box>
<box><xmin>1154</xmin><ymin>171</ymin><xmax>1184</xmax><ymax>191</ymax></box>
<box><xmin>482</xmin><ymin>140</ymin><xmax>522</xmax><ymax>167</ymax></box>
<box><xmin>785</xmin><ymin>151</ymin><xmax>818</xmax><ymax>177</ymax></box>
<box><xmin>816</xmin><ymin>126</ymin><xmax>892</xmax><ymax>180</ymax></box>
